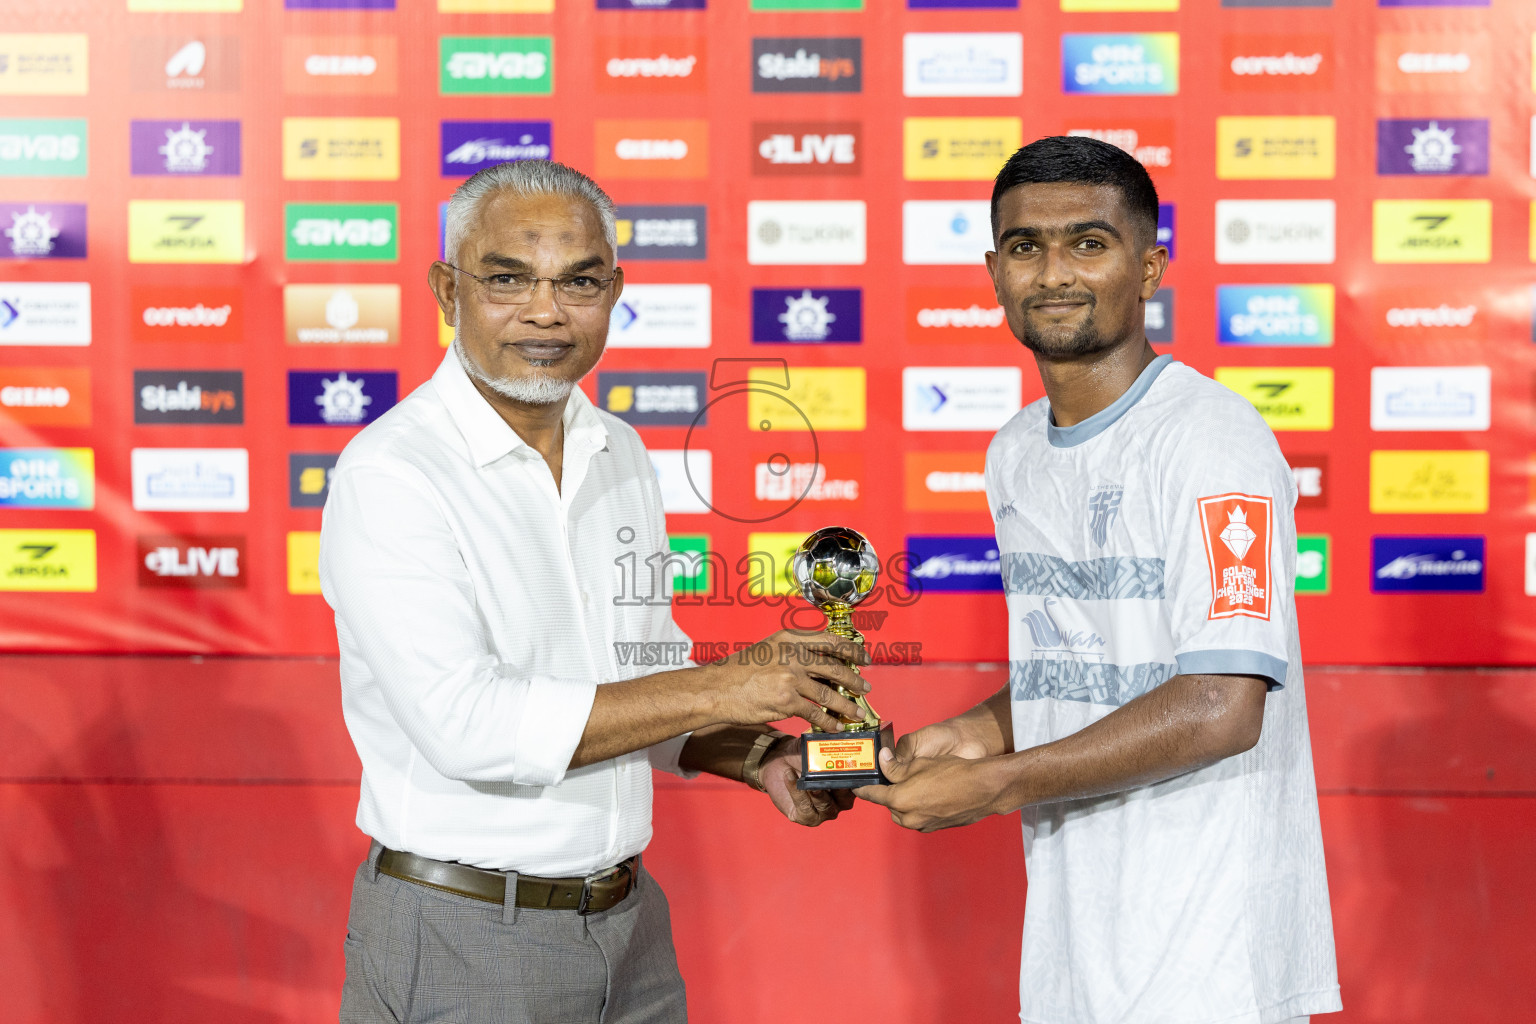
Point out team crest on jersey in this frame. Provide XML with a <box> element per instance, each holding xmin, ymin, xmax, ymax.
<box><xmin>1087</xmin><ymin>484</ymin><xmax>1123</xmax><ymax>547</ymax></box>
<box><xmin>1198</xmin><ymin>493</ymin><xmax>1272</xmax><ymax>620</ymax></box>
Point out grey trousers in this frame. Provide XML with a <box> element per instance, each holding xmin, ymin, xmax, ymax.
<box><xmin>340</xmin><ymin>843</ymin><xmax>687</xmax><ymax>1024</ymax></box>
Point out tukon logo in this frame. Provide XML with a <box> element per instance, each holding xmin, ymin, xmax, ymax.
<box><xmin>129</xmin><ymin>120</ymin><xmax>240</xmax><ymax>176</ymax></box>
<box><xmin>906</xmin><ymin>535</ymin><xmax>1003</xmax><ymax>593</ymax></box>
<box><xmin>596</xmin><ymin>36</ymin><xmax>704</xmax><ymax>94</ymax></box>
<box><xmin>752</xmin><ymin>288</ymin><xmax>861</xmax><ymax>344</ymax></box>
<box><xmin>748</xmin><ymin>201</ymin><xmax>866</xmax><ymax>266</ymax></box>
<box><xmin>289</xmin><ymin>453</ymin><xmax>339</xmax><ymax>508</ymax></box>
<box><xmin>440</xmin><ymin>36</ymin><xmax>553</xmax><ymax>95</ymax></box>
<box><xmin>1378</xmin><ymin>34</ymin><xmax>1488</xmax><ymax>94</ymax></box>
<box><xmin>132</xmin><ymin>286</ymin><xmax>240</xmax><ymax>344</ymax></box>
<box><xmin>903</xmin><ymin>201</ymin><xmax>993</xmax><ymax>266</ymax></box>
<box><xmin>131</xmin><ymin>37</ymin><xmax>241</xmax><ymax>92</ymax></box>
<box><xmin>1378</xmin><ymin>119</ymin><xmax>1488</xmax><ymax>176</ymax></box>
<box><xmin>1065</xmin><ymin>119</ymin><xmax>1174</xmax><ymax>172</ymax></box>
<box><xmin>134</xmin><ymin>370</ymin><xmax>243</xmax><ymax>425</ymax></box>
<box><xmin>904</xmin><ymin>366</ymin><xmax>1022</xmax><ymax>431</ymax></box>
<box><xmin>1289</xmin><ymin>453</ymin><xmax>1328</xmax><ymax>510</ymax></box>
<box><xmin>288</xmin><ymin>370</ymin><xmax>398</xmax><ymax>427</ymax></box>
<box><xmin>283</xmin><ymin>36</ymin><xmax>397</xmax><ymax>95</ymax></box>
<box><xmin>0</xmin><ymin>367</ymin><xmax>90</xmax><ymax>427</ymax></box>
<box><xmin>607</xmin><ymin>284</ymin><xmax>711</xmax><ymax>349</ymax></box>
<box><xmin>0</xmin><ymin>282</ymin><xmax>91</xmax><ymax>346</ymax></box>
<box><xmin>1372</xmin><ymin>536</ymin><xmax>1484</xmax><ymax>594</ymax></box>
<box><xmin>0</xmin><ymin>34</ymin><xmax>89</xmax><ymax>96</ymax></box>
<box><xmin>2</xmin><ymin>202</ymin><xmax>86</xmax><ymax>259</ymax></box>
<box><xmin>615</xmin><ymin>205</ymin><xmax>706</xmax><ymax>261</ymax></box>
<box><xmin>0</xmin><ymin>448</ymin><xmax>94</xmax><ymax>509</ymax></box>
<box><xmin>1145</xmin><ymin>288</ymin><xmax>1174</xmax><ymax>343</ymax></box>
<box><xmin>1216</xmin><ymin>116</ymin><xmax>1335</xmax><ymax>180</ymax></box>
<box><xmin>753</xmin><ymin>452</ymin><xmax>862</xmax><ymax>508</ymax></box>
<box><xmin>137</xmin><ymin>535</ymin><xmax>245</xmax><ymax>588</ymax></box>
<box><xmin>284</xmin><ymin>284</ymin><xmax>399</xmax><ymax>345</ymax></box>
<box><xmin>752</xmin><ymin>37</ymin><xmax>862</xmax><ymax>94</ymax></box>
<box><xmin>0</xmin><ymin>529</ymin><xmax>95</xmax><ymax>592</ymax></box>
<box><xmin>754</xmin><ymin>122</ymin><xmax>860</xmax><ymax>177</ymax></box>
<box><xmin>441</xmin><ymin>121</ymin><xmax>551</xmax><ymax>176</ymax></box>
<box><xmin>131</xmin><ymin>448</ymin><xmax>248</xmax><ymax>512</ymax></box>
<box><xmin>1373</xmin><ymin>200</ymin><xmax>1490</xmax><ymax>264</ymax></box>
<box><xmin>595</xmin><ymin>119</ymin><xmax>708</xmax><ymax>179</ymax></box>
<box><xmin>1222</xmin><ymin>35</ymin><xmax>1332</xmax><ymax>92</ymax></box>
<box><xmin>0</xmin><ymin>119</ymin><xmax>87</xmax><ymax>177</ymax></box>
<box><xmin>1370</xmin><ymin>450</ymin><xmax>1489</xmax><ymax>514</ymax></box>
<box><xmin>127</xmin><ymin>201</ymin><xmax>244</xmax><ymax>264</ymax></box>
<box><xmin>1062</xmin><ymin>34</ymin><xmax>1179</xmax><ymax>95</ymax></box>
<box><xmin>1214</xmin><ymin>367</ymin><xmax>1334</xmax><ymax>430</ymax></box>
<box><xmin>905</xmin><ymin>451</ymin><xmax>988</xmax><ymax>512</ymax></box>
<box><xmin>598</xmin><ymin>371</ymin><xmax>708</xmax><ymax>427</ymax></box>
<box><xmin>286</xmin><ymin>203</ymin><xmax>397</xmax><ymax>261</ymax></box>
<box><xmin>904</xmin><ymin>117</ymin><xmax>1021</xmax><ymax>182</ymax></box>
<box><xmin>1374</xmin><ymin>288</ymin><xmax>1483</xmax><ymax>343</ymax></box>
<box><xmin>1217</xmin><ymin>285</ymin><xmax>1334</xmax><ymax>347</ymax></box>
<box><xmin>1370</xmin><ymin>366</ymin><xmax>1490</xmax><ymax>432</ymax></box>
<box><xmin>902</xmin><ymin>33</ymin><xmax>1023</xmax><ymax>98</ymax></box>
<box><xmin>283</xmin><ymin>118</ymin><xmax>399</xmax><ymax>181</ymax></box>
<box><xmin>907</xmin><ymin>287</ymin><xmax>1009</xmax><ymax>343</ymax></box>
<box><xmin>1215</xmin><ymin>200</ymin><xmax>1335</xmax><ymax>264</ymax></box>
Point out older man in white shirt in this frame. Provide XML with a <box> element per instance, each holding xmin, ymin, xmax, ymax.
<box><xmin>321</xmin><ymin>160</ymin><xmax>868</xmax><ymax>1024</ymax></box>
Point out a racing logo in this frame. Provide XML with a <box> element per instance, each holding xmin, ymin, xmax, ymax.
<box><xmin>1198</xmin><ymin>492</ymin><xmax>1272</xmax><ymax>620</ymax></box>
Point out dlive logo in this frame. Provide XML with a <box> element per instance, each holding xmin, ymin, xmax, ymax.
<box><xmin>138</xmin><ymin>535</ymin><xmax>245</xmax><ymax>588</ymax></box>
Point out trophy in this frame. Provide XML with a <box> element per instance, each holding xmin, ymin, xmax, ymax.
<box><xmin>791</xmin><ymin>526</ymin><xmax>892</xmax><ymax>790</ymax></box>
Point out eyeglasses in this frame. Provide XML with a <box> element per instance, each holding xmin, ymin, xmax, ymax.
<box><xmin>442</xmin><ymin>262</ymin><xmax>618</xmax><ymax>306</ymax></box>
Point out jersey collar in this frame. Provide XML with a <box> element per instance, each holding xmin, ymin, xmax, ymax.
<box><xmin>1047</xmin><ymin>353</ymin><xmax>1175</xmax><ymax>449</ymax></box>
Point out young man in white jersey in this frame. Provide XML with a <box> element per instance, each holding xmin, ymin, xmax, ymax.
<box><xmin>856</xmin><ymin>136</ymin><xmax>1341</xmax><ymax>1024</ymax></box>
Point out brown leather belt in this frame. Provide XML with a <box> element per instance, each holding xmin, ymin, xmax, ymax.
<box><xmin>377</xmin><ymin>848</ymin><xmax>639</xmax><ymax>915</ymax></box>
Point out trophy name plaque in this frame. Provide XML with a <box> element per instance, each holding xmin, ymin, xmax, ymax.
<box><xmin>791</xmin><ymin>526</ymin><xmax>892</xmax><ymax>791</ymax></box>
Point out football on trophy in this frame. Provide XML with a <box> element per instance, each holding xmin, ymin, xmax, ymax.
<box><xmin>791</xmin><ymin>526</ymin><xmax>880</xmax><ymax>609</ymax></box>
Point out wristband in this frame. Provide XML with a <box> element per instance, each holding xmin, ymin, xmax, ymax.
<box><xmin>741</xmin><ymin>730</ymin><xmax>793</xmax><ymax>792</ymax></box>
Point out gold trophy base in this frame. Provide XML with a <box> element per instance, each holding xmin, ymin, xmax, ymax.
<box><xmin>797</xmin><ymin>724</ymin><xmax>893</xmax><ymax>790</ymax></box>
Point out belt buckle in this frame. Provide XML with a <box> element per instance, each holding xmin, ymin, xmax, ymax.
<box><xmin>576</xmin><ymin>875</ymin><xmax>596</xmax><ymax>916</ymax></box>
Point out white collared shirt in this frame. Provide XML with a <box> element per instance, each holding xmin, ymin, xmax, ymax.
<box><xmin>320</xmin><ymin>349</ymin><xmax>695</xmax><ymax>875</ymax></box>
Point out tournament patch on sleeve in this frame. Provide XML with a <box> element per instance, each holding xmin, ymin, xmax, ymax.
<box><xmin>1197</xmin><ymin>493</ymin><xmax>1273</xmax><ymax>621</ymax></box>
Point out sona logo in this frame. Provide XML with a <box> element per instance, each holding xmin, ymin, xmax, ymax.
<box><xmin>905</xmin><ymin>535</ymin><xmax>1003</xmax><ymax>593</ymax></box>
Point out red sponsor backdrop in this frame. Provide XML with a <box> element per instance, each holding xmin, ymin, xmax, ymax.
<box><xmin>2</xmin><ymin>0</ymin><xmax>1536</xmax><ymax>666</ymax></box>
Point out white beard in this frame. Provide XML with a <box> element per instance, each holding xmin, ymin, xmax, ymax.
<box><xmin>454</xmin><ymin>336</ymin><xmax>576</xmax><ymax>406</ymax></box>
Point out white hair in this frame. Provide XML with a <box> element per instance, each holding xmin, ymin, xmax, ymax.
<box><xmin>453</xmin><ymin>335</ymin><xmax>577</xmax><ymax>406</ymax></box>
<box><xmin>444</xmin><ymin>160</ymin><xmax>617</xmax><ymax>264</ymax></box>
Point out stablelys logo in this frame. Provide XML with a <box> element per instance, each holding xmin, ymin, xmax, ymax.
<box><xmin>2</xmin><ymin>202</ymin><xmax>86</xmax><ymax>259</ymax></box>
<box><xmin>439</xmin><ymin>36</ymin><xmax>553</xmax><ymax>95</ymax></box>
<box><xmin>1372</xmin><ymin>536</ymin><xmax>1484</xmax><ymax>594</ymax></box>
<box><xmin>286</xmin><ymin>203</ymin><xmax>397</xmax><ymax>261</ymax></box>
<box><xmin>134</xmin><ymin>370</ymin><xmax>243</xmax><ymax>425</ymax></box>
<box><xmin>441</xmin><ymin>121</ymin><xmax>551</xmax><ymax>176</ymax></box>
<box><xmin>1062</xmin><ymin>34</ymin><xmax>1179</xmax><ymax>95</ymax></box>
<box><xmin>288</xmin><ymin>370</ymin><xmax>398</xmax><ymax>427</ymax></box>
<box><xmin>137</xmin><ymin>535</ymin><xmax>245</xmax><ymax>588</ymax></box>
<box><xmin>132</xmin><ymin>286</ymin><xmax>241</xmax><ymax>343</ymax></box>
<box><xmin>754</xmin><ymin>122</ymin><xmax>860</xmax><ymax>176</ymax></box>
<box><xmin>596</xmin><ymin>36</ymin><xmax>704</xmax><ymax>94</ymax></box>
<box><xmin>905</xmin><ymin>536</ymin><xmax>1003</xmax><ymax>593</ymax></box>
<box><xmin>752</xmin><ymin>288</ymin><xmax>861</xmax><ymax>344</ymax></box>
<box><xmin>1222</xmin><ymin>35</ymin><xmax>1331</xmax><ymax>92</ymax></box>
<box><xmin>1217</xmin><ymin>285</ymin><xmax>1334</xmax><ymax>347</ymax></box>
<box><xmin>752</xmin><ymin>37</ymin><xmax>862</xmax><ymax>93</ymax></box>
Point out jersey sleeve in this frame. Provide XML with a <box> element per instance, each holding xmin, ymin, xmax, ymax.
<box><xmin>1158</xmin><ymin>409</ymin><xmax>1296</xmax><ymax>690</ymax></box>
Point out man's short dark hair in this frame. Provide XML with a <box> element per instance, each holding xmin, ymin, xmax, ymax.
<box><xmin>991</xmin><ymin>136</ymin><xmax>1160</xmax><ymax>247</ymax></box>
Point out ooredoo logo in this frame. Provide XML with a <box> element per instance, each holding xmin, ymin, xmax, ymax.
<box><xmin>1222</xmin><ymin>35</ymin><xmax>1332</xmax><ymax>92</ymax></box>
<box><xmin>132</xmin><ymin>286</ymin><xmax>242</xmax><ymax>343</ymax></box>
<box><xmin>595</xmin><ymin>120</ymin><xmax>708</xmax><ymax>179</ymax></box>
<box><xmin>1373</xmin><ymin>288</ymin><xmax>1484</xmax><ymax>343</ymax></box>
<box><xmin>753</xmin><ymin>122</ymin><xmax>860</xmax><ymax>177</ymax></box>
<box><xmin>596</xmin><ymin>36</ymin><xmax>704</xmax><ymax>94</ymax></box>
<box><xmin>906</xmin><ymin>287</ymin><xmax>1009</xmax><ymax>343</ymax></box>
